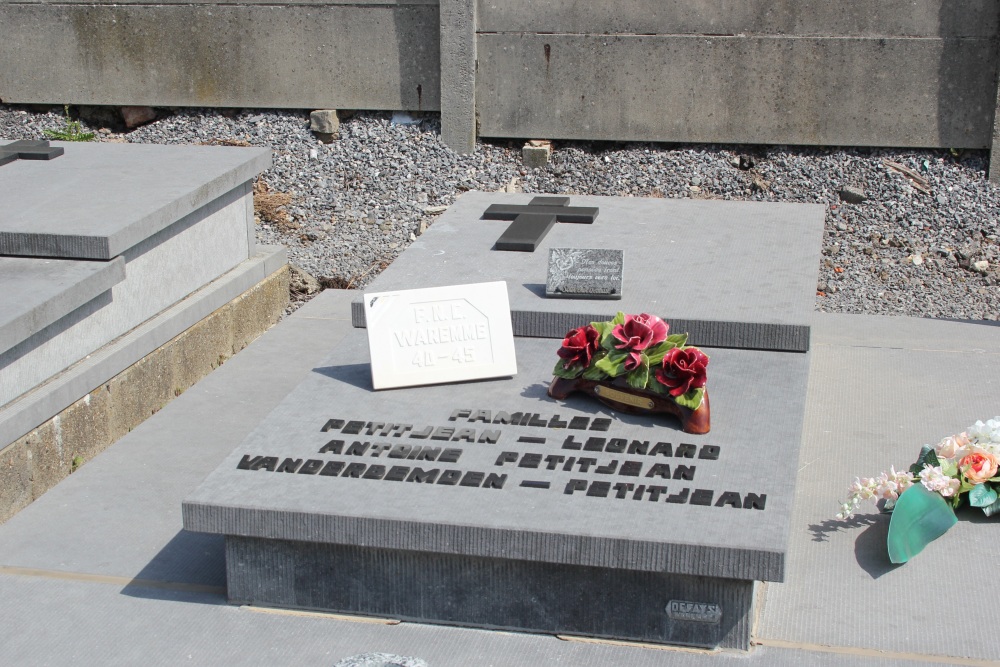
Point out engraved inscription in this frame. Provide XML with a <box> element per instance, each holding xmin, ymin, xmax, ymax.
<box><xmin>666</xmin><ymin>600</ymin><xmax>723</xmax><ymax>624</ymax></box>
<box><xmin>236</xmin><ymin>408</ymin><xmax>768</xmax><ymax>510</ymax></box>
<box><xmin>546</xmin><ymin>248</ymin><xmax>624</xmax><ymax>300</ymax></box>
<box><xmin>391</xmin><ymin>299</ymin><xmax>493</xmax><ymax>370</ymax></box>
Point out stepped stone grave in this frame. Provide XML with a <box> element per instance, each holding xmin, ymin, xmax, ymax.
<box><xmin>0</xmin><ymin>140</ymin><xmax>283</xmax><ymax>450</ymax></box>
<box><xmin>184</xmin><ymin>192</ymin><xmax>825</xmax><ymax>650</ymax></box>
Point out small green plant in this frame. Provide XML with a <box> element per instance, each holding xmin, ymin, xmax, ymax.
<box><xmin>43</xmin><ymin>105</ymin><xmax>95</xmax><ymax>142</ymax></box>
<box><xmin>70</xmin><ymin>456</ymin><xmax>85</xmax><ymax>472</ymax></box>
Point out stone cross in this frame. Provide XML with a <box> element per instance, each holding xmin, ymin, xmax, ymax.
<box><xmin>482</xmin><ymin>196</ymin><xmax>599</xmax><ymax>252</ymax></box>
<box><xmin>0</xmin><ymin>140</ymin><xmax>64</xmax><ymax>167</ymax></box>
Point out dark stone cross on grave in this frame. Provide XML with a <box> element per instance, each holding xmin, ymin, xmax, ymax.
<box><xmin>482</xmin><ymin>196</ymin><xmax>599</xmax><ymax>252</ymax></box>
<box><xmin>0</xmin><ymin>140</ymin><xmax>65</xmax><ymax>167</ymax></box>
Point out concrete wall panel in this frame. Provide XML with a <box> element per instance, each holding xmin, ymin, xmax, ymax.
<box><xmin>0</xmin><ymin>3</ymin><xmax>440</xmax><ymax>110</ymax></box>
<box><xmin>477</xmin><ymin>0</ymin><xmax>1000</xmax><ymax>38</ymax></box>
<box><xmin>476</xmin><ymin>33</ymin><xmax>998</xmax><ymax>149</ymax></box>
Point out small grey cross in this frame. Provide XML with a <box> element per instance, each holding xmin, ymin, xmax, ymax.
<box><xmin>0</xmin><ymin>140</ymin><xmax>65</xmax><ymax>167</ymax></box>
<box><xmin>482</xmin><ymin>196</ymin><xmax>599</xmax><ymax>252</ymax></box>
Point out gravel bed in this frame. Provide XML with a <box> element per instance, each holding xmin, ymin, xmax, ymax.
<box><xmin>3</xmin><ymin>104</ymin><xmax>999</xmax><ymax>320</ymax></box>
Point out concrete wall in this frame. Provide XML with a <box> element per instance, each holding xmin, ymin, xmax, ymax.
<box><xmin>475</xmin><ymin>1</ymin><xmax>1000</xmax><ymax>150</ymax></box>
<box><xmin>0</xmin><ymin>0</ymin><xmax>439</xmax><ymax>110</ymax></box>
<box><xmin>1</xmin><ymin>0</ymin><xmax>998</xmax><ymax>173</ymax></box>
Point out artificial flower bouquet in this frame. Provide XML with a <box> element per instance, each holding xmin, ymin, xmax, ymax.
<box><xmin>837</xmin><ymin>417</ymin><xmax>1000</xmax><ymax>563</ymax></box>
<box><xmin>546</xmin><ymin>312</ymin><xmax>711</xmax><ymax>433</ymax></box>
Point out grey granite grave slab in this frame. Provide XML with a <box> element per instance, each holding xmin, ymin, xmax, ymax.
<box><xmin>0</xmin><ymin>246</ymin><xmax>285</xmax><ymax>451</ymax></box>
<box><xmin>0</xmin><ymin>141</ymin><xmax>269</xmax><ymax>259</ymax></box>
<box><xmin>184</xmin><ymin>327</ymin><xmax>809</xmax><ymax>649</ymax></box>
<box><xmin>2</xmin><ymin>289</ymin><xmax>999</xmax><ymax>664</ymax></box>
<box><xmin>0</xmin><ymin>142</ymin><xmax>268</xmax><ymax>408</ymax></box>
<box><xmin>1</xmin><ymin>180</ymin><xmax>257</xmax><ymax>407</ymax></box>
<box><xmin>353</xmin><ymin>192</ymin><xmax>825</xmax><ymax>352</ymax></box>
<box><xmin>0</xmin><ymin>255</ymin><xmax>124</xmax><ymax>354</ymax></box>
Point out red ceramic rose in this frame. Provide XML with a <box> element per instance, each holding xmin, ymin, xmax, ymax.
<box><xmin>656</xmin><ymin>347</ymin><xmax>709</xmax><ymax>397</ymax></box>
<box><xmin>557</xmin><ymin>325</ymin><xmax>600</xmax><ymax>370</ymax></box>
<box><xmin>611</xmin><ymin>313</ymin><xmax>669</xmax><ymax>370</ymax></box>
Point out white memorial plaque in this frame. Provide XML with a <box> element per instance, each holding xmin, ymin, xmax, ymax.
<box><xmin>364</xmin><ymin>281</ymin><xmax>517</xmax><ymax>389</ymax></box>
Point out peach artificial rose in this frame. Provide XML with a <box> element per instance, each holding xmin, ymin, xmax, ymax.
<box><xmin>960</xmin><ymin>450</ymin><xmax>999</xmax><ymax>484</ymax></box>
<box><xmin>936</xmin><ymin>432</ymin><xmax>971</xmax><ymax>460</ymax></box>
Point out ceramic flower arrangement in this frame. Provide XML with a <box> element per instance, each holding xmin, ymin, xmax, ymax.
<box><xmin>547</xmin><ymin>312</ymin><xmax>711</xmax><ymax>433</ymax></box>
<box><xmin>836</xmin><ymin>417</ymin><xmax>1000</xmax><ymax>563</ymax></box>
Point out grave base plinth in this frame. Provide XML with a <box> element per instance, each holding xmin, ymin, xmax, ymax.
<box><xmin>226</xmin><ymin>536</ymin><xmax>759</xmax><ymax>650</ymax></box>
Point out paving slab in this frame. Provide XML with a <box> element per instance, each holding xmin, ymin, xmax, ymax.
<box><xmin>1</xmin><ymin>291</ymin><xmax>999</xmax><ymax>664</ymax></box>
<box><xmin>757</xmin><ymin>314</ymin><xmax>1000</xmax><ymax>662</ymax></box>
<box><xmin>0</xmin><ymin>289</ymin><xmax>356</xmax><ymax>582</ymax></box>
<box><xmin>354</xmin><ymin>192</ymin><xmax>825</xmax><ymax>352</ymax></box>
<box><xmin>0</xmin><ymin>141</ymin><xmax>269</xmax><ymax>259</ymax></box>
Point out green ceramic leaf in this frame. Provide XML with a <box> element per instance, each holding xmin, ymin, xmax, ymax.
<box><xmin>665</xmin><ymin>332</ymin><xmax>688</xmax><ymax>348</ymax></box>
<box><xmin>581</xmin><ymin>364</ymin><xmax>606</xmax><ymax>381</ymax></box>
<box><xmin>969</xmin><ymin>483</ymin><xmax>998</xmax><ymax>508</ymax></box>
<box><xmin>592</xmin><ymin>321</ymin><xmax>615</xmax><ymax>349</ymax></box>
<box><xmin>673</xmin><ymin>387</ymin><xmax>704</xmax><ymax>411</ymax></box>
<box><xmin>611</xmin><ymin>312</ymin><xmax>626</xmax><ymax>326</ymax></box>
<box><xmin>645</xmin><ymin>340</ymin><xmax>676</xmax><ymax>366</ymax></box>
<box><xmin>626</xmin><ymin>363</ymin><xmax>648</xmax><ymax>389</ymax></box>
<box><xmin>646</xmin><ymin>378</ymin><xmax>667</xmax><ymax>396</ymax></box>
<box><xmin>594</xmin><ymin>351</ymin><xmax>627</xmax><ymax>377</ymax></box>
<box><xmin>887</xmin><ymin>484</ymin><xmax>957</xmax><ymax>564</ymax></box>
<box><xmin>552</xmin><ymin>359</ymin><xmax>583</xmax><ymax>380</ymax></box>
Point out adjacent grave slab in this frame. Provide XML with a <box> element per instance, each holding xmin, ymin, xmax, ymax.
<box><xmin>0</xmin><ymin>255</ymin><xmax>125</xmax><ymax>354</ymax></box>
<box><xmin>364</xmin><ymin>281</ymin><xmax>517</xmax><ymax>389</ymax></box>
<box><xmin>0</xmin><ymin>141</ymin><xmax>270</xmax><ymax>409</ymax></box>
<box><xmin>353</xmin><ymin>192</ymin><xmax>825</xmax><ymax>352</ymax></box>
<box><xmin>0</xmin><ymin>141</ymin><xmax>269</xmax><ymax>259</ymax></box>
<box><xmin>184</xmin><ymin>330</ymin><xmax>810</xmax><ymax>650</ymax></box>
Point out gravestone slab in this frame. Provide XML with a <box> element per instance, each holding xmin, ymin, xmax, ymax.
<box><xmin>364</xmin><ymin>281</ymin><xmax>517</xmax><ymax>389</ymax></box>
<box><xmin>545</xmin><ymin>248</ymin><xmax>623</xmax><ymax>299</ymax></box>
<box><xmin>185</xmin><ymin>192</ymin><xmax>820</xmax><ymax>651</ymax></box>
<box><xmin>0</xmin><ymin>256</ymin><xmax>125</xmax><ymax>354</ymax></box>
<box><xmin>0</xmin><ymin>141</ymin><xmax>270</xmax><ymax>408</ymax></box>
<box><xmin>353</xmin><ymin>192</ymin><xmax>825</xmax><ymax>352</ymax></box>
<box><xmin>0</xmin><ymin>141</ymin><xmax>269</xmax><ymax>259</ymax></box>
<box><xmin>184</xmin><ymin>329</ymin><xmax>809</xmax><ymax>649</ymax></box>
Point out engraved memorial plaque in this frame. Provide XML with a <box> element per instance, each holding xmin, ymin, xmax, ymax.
<box><xmin>545</xmin><ymin>248</ymin><xmax>624</xmax><ymax>299</ymax></box>
<box><xmin>364</xmin><ymin>281</ymin><xmax>517</xmax><ymax>389</ymax></box>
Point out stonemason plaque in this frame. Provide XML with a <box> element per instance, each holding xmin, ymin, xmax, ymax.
<box><xmin>364</xmin><ymin>281</ymin><xmax>517</xmax><ymax>389</ymax></box>
<box><xmin>545</xmin><ymin>248</ymin><xmax>624</xmax><ymax>299</ymax></box>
